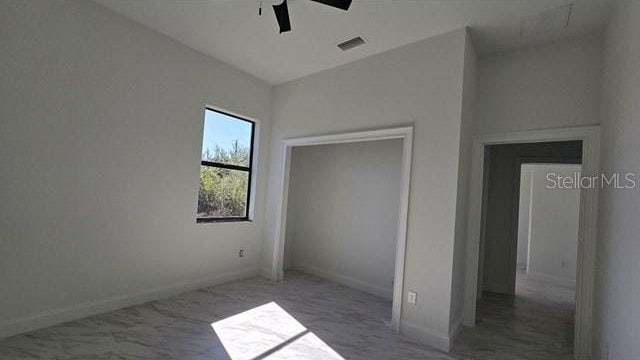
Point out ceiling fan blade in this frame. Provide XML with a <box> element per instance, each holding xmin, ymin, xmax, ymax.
<box><xmin>309</xmin><ymin>0</ymin><xmax>352</xmax><ymax>11</ymax></box>
<box><xmin>272</xmin><ymin>0</ymin><xmax>292</xmax><ymax>33</ymax></box>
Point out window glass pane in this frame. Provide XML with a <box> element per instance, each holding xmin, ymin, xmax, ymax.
<box><xmin>198</xmin><ymin>166</ymin><xmax>249</xmax><ymax>218</ymax></box>
<box><xmin>202</xmin><ymin>109</ymin><xmax>252</xmax><ymax>167</ymax></box>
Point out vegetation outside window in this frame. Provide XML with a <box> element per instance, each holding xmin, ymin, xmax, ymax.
<box><xmin>197</xmin><ymin>108</ymin><xmax>255</xmax><ymax>222</ymax></box>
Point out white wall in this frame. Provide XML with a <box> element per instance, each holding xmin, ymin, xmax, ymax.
<box><xmin>475</xmin><ymin>32</ymin><xmax>603</xmax><ymax>135</ymax></box>
<box><xmin>522</xmin><ymin>164</ymin><xmax>581</xmax><ymax>283</ymax></box>
<box><xmin>596</xmin><ymin>2</ymin><xmax>640</xmax><ymax>359</ymax></box>
<box><xmin>285</xmin><ymin>140</ymin><xmax>403</xmax><ymax>300</ymax></box>
<box><xmin>516</xmin><ymin>167</ymin><xmax>532</xmax><ymax>268</ymax></box>
<box><xmin>263</xmin><ymin>28</ymin><xmax>471</xmax><ymax>350</ymax></box>
<box><xmin>0</xmin><ymin>0</ymin><xmax>272</xmax><ymax>338</ymax></box>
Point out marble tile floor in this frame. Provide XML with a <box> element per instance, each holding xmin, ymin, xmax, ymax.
<box><xmin>0</xmin><ymin>272</ymin><xmax>455</xmax><ymax>360</ymax></box>
<box><xmin>0</xmin><ymin>270</ymin><xmax>575</xmax><ymax>360</ymax></box>
<box><xmin>451</xmin><ymin>271</ymin><xmax>576</xmax><ymax>360</ymax></box>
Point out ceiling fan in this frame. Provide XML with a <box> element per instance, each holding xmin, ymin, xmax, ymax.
<box><xmin>265</xmin><ymin>0</ymin><xmax>352</xmax><ymax>33</ymax></box>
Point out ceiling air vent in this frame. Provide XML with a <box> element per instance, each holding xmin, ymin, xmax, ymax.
<box><xmin>337</xmin><ymin>36</ymin><xmax>366</xmax><ymax>51</ymax></box>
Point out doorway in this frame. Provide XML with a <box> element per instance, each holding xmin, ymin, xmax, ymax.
<box><xmin>462</xmin><ymin>127</ymin><xmax>600</xmax><ymax>360</ymax></box>
<box><xmin>477</xmin><ymin>142</ymin><xmax>582</xmax><ymax>298</ymax></box>
<box><xmin>517</xmin><ymin>163</ymin><xmax>582</xmax><ymax>297</ymax></box>
<box><xmin>282</xmin><ymin>139</ymin><xmax>402</xmax><ymax>305</ymax></box>
<box><xmin>460</xmin><ymin>141</ymin><xmax>582</xmax><ymax>359</ymax></box>
<box><xmin>270</xmin><ymin>126</ymin><xmax>414</xmax><ymax>332</ymax></box>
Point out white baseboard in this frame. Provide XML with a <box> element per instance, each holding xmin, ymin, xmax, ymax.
<box><xmin>0</xmin><ymin>267</ymin><xmax>259</xmax><ymax>340</ymax></box>
<box><xmin>400</xmin><ymin>320</ymin><xmax>451</xmax><ymax>352</ymax></box>
<box><xmin>293</xmin><ymin>264</ymin><xmax>393</xmax><ymax>300</ymax></box>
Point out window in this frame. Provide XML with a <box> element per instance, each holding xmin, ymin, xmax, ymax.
<box><xmin>197</xmin><ymin>108</ymin><xmax>255</xmax><ymax>223</ymax></box>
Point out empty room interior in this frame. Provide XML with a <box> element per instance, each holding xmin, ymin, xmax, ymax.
<box><xmin>1</xmin><ymin>1</ymin><xmax>640</xmax><ymax>359</ymax></box>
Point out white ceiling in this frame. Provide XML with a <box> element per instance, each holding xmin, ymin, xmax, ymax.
<box><xmin>94</xmin><ymin>0</ymin><xmax>611</xmax><ymax>85</ymax></box>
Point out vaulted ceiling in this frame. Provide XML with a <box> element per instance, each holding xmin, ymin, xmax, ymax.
<box><xmin>94</xmin><ymin>0</ymin><xmax>611</xmax><ymax>85</ymax></box>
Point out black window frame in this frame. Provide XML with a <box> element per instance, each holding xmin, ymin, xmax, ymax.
<box><xmin>197</xmin><ymin>107</ymin><xmax>255</xmax><ymax>223</ymax></box>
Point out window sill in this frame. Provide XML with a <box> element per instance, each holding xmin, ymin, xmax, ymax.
<box><xmin>196</xmin><ymin>217</ymin><xmax>252</xmax><ymax>224</ymax></box>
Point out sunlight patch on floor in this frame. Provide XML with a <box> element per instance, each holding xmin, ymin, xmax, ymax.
<box><xmin>211</xmin><ymin>302</ymin><xmax>344</xmax><ymax>360</ymax></box>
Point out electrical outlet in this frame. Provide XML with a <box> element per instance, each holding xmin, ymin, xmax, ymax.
<box><xmin>239</xmin><ymin>249</ymin><xmax>245</xmax><ymax>258</ymax></box>
<box><xmin>407</xmin><ymin>291</ymin><xmax>417</xmax><ymax>305</ymax></box>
